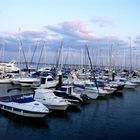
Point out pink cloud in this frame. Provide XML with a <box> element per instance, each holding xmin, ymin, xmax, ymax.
<box><xmin>0</xmin><ymin>32</ymin><xmax>17</xmax><ymax>38</ymax></box>
<box><xmin>46</xmin><ymin>20</ymin><xmax>96</xmax><ymax>41</ymax></box>
<box><xmin>60</xmin><ymin>21</ymin><xmax>91</xmax><ymax>34</ymax></box>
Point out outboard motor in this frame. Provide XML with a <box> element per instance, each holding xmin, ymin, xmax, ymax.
<box><xmin>80</xmin><ymin>93</ymin><xmax>89</xmax><ymax>102</ymax></box>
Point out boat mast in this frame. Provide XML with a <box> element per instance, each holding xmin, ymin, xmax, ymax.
<box><xmin>29</xmin><ymin>40</ymin><xmax>39</xmax><ymax>67</ymax></box>
<box><xmin>60</xmin><ymin>43</ymin><xmax>64</xmax><ymax>70</ymax></box>
<box><xmin>36</xmin><ymin>42</ymin><xmax>45</xmax><ymax>70</ymax></box>
<box><xmin>85</xmin><ymin>44</ymin><xmax>99</xmax><ymax>93</ymax></box>
<box><xmin>18</xmin><ymin>29</ymin><xmax>29</xmax><ymax>71</ymax></box>
<box><xmin>109</xmin><ymin>44</ymin><xmax>113</xmax><ymax>71</ymax></box>
<box><xmin>56</xmin><ymin>41</ymin><xmax>63</xmax><ymax>70</ymax></box>
<box><xmin>1</xmin><ymin>42</ymin><xmax>5</xmax><ymax>62</ymax></box>
<box><xmin>18</xmin><ymin>39</ymin><xmax>22</xmax><ymax>69</ymax></box>
<box><xmin>129</xmin><ymin>37</ymin><xmax>132</xmax><ymax>71</ymax></box>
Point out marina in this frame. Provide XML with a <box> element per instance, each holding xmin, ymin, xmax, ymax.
<box><xmin>0</xmin><ymin>47</ymin><xmax>139</xmax><ymax>140</ymax></box>
<box><xmin>1</xmin><ymin>1</ymin><xmax>140</xmax><ymax>140</ymax></box>
<box><xmin>0</xmin><ymin>75</ymin><xmax>140</xmax><ymax>140</ymax></box>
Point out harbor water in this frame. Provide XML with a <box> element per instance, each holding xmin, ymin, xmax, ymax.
<box><xmin>0</xmin><ymin>84</ymin><xmax>140</xmax><ymax>140</ymax></box>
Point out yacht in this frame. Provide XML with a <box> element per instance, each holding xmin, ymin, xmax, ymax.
<box><xmin>34</xmin><ymin>89</ymin><xmax>70</xmax><ymax>111</ymax></box>
<box><xmin>0</xmin><ymin>72</ymin><xmax>13</xmax><ymax>84</ymax></box>
<box><xmin>84</xmin><ymin>81</ymin><xmax>108</xmax><ymax>97</ymax></box>
<box><xmin>108</xmin><ymin>80</ymin><xmax>125</xmax><ymax>92</ymax></box>
<box><xmin>0</xmin><ymin>60</ymin><xmax>19</xmax><ymax>73</ymax></box>
<box><xmin>130</xmin><ymin>76</ymin><xmax>140</xmax><ymax>84</ymax></box>
<box><xmin>53</xmin><ymin>85</ymin><xmax>85</xmax><ymax>106</ymax></box>
<box><xmin>115</xmin><ymin>77</ymin><xmax>138</xmax><ymax>89</ymax></box>
<box><xmin>0</xmin><ymin>95</ymin><xmax>49</xmax><ymax>118</ymax></box>
<box><xmin>74</xmin><ymin>79</ymin><xmax>107</xmax><ymax>98</ymax></box>
<box><xmin>18</xmin><ymin>77</ymin><xmax>40</xmax><ymax>87</ymax></box>
<box><xmin>38</xmin><ymin>75</ymin><xmax>58</xmax><ymax>89</ymax></box>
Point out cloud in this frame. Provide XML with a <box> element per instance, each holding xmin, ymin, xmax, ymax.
<box><xmin>90</xmin><ymin>16</ymin><xmax>113</xmax><ymax>27</ymax></box>
<box><xmin>45</xmin><ymin>20</ymin><xmax>96</xmax><ymax>41</ymax></box>
<box><xmin>0</xmin><ymin>20</ymin><xmax>128</xmax><ymax>63</ymax></box>
<box><xmin>0</xmin><ymin>22</ymin><xmax>126</xmax><ymax>53</ymax></box>
<box><xmin>19</xmin><ymin>30</ymin><xmax>47</xmax><ymax>43</ymax></box>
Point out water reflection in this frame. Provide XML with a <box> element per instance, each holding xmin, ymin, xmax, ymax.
<box><xmin>0</xmin><ymin>83</ymin><xmax>140</xmax><ymax>140</ymax></box>
<box><xmin>0</xmin><ymin>110</ymin><xmax>48</xmax><ymax>128</ymax></box>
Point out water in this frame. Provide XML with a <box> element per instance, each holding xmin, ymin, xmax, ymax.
<box><xmin>0</xmin><ymin>84</ymin><xmax>140</xmax><ymax>140</ymax></box>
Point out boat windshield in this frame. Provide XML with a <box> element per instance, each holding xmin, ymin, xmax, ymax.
<box><xmin>85</xmin><ymin>83</ymin><xmax>95</xmax><ymax>87</ymax></box>
<box><xmin>60</xmin><ymin>87</ymin><xmax>67</xmax><ymax>92</ymax></box>
<box><xmin>12</xmin><ymin>97</ymin><xmax>34</xmax><ymax>103</ymax></box>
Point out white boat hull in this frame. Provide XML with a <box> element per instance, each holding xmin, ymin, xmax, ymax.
<box><xmin>0</xmin><ymin>106</ymin><xmax>47</xmax><ymax>118</ymax></box>
<box><xmin>19</xmin><ymin>78</ymin><xmax>40</xmax><ymax>87</ymax></box>
<box><xmin>124</xmin><ymin>84</ymin><xmax>137</xmax><ymax>89</ymax></box>
<box><xmin>85</xmin><ymin>92</ymin><xmax>99</xmax><ymax>99</ymax></box>
<box><xmin>40</xmin><ymin>81</ymin><xmax>58</xmax><ymax>88</ymax></box>
<box><xmin>19</xmin><ymin>82</ymin><xmax>34</xmax><ymax>87</ymax></box>
<box><xmin>34</xmin><ymin>89</ymin><xmax>70</xmax><ymax>111</ymax></box>
<box><xmin>0</xmin><ymin>78</ymin><xmax>11</xmax><ymax>84</ymax></box>
<box><xmin>0</xmin><ymin>99</ymin><xmax>49</xmax><ymax>118</ymax></box>
<box><xmin>46</xmin><ymin>104</ymin><xmax>69</xmax><ymax>111</ymax></box>
<box><xmin>10</xmin><ymin>78</ymin><xmax>20</xmax><ymax>85</ymax></box>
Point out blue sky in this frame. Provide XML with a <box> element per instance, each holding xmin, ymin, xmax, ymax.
<box><xmin>0</xmin><ymin>0</ymin><xmax>140</xmax><ymax>38</ymax></box>
<box><xmin>0</xmin><ymin>0</ymin><xmax>140</xmax><ymax>37</ymax></box>
<box><xmin>0</xmin><ymin>0</ymin><xmax>140</xmax><ymax>66</ymax></box>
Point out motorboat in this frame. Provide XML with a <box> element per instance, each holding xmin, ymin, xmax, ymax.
<box><xmin>18</xmin><ymin>77</ymin><xmax>40</xmax><ymax>87</ymax></box>
<box><xmin>10</xmin><ymin>77</ymin><xmax>20</xmax><ymax>85</ymax></box>
<box><xmin>108</xmin><ymin>80</ymin><xmax>125</xmax><ymax>93</ymax></box>
<box><xmin>124</xmin><ymin>81</ymin><xmax>138</xmax><ymax>89</ymax></box>
<box><xmin>96</xmin><ymin>79</ymin><xmax>117</xmax><ymax>94</ymax></box>
<box><xmin>37</xmin><ymin>76</ymin><xmax>58</xmax><ymax>88</ymax></box>
<box><xmin>84</xmin><ymin>81</ymin><xmax>108</xmax><ymax>97</ymax></box>
<box><xmin>74</xmin><ymin>79</ymin><xmax>107</xmax><ymax>98</ymax></box>
<box><xmin>53</xmin><ymin>85</ymin><xmax>86</xmax><ymax>106</ymax></box>
<box><xmin>0</xmin><ymin>95</ymin><xmax>49</xmax><ymax>118</ymax></box>
<box><xmin>34</xmin><ymin>89</ymin><xmax>70</xmax><ymax>111</ymax></box>
<box><xmin>10</xmin><ymin>73</ymin><xmax>23</xmax><ymax>85</ymax></box>
<box><xmin>73</xmin><ymin>79</ymin><xmax>85</xmax><ymax>89</ymax></box>
<box><xmin>0</xmin><ymin>60</ymin><xmax>19</xmax><ymax>73</ymax></box>
<box><xmin>38</xmin><ymin>66</ymin><xmax>52</xmax><ymax>72</ymax></box>
<box><xmin>130</xmin><ymin>76</ymin><xmax>140</xmax><ymax>84</ymax></box>
<box><xmin>0</xmin><ymin>72</ymin><xmax>13</xmax><ymax>84</ymax></box>
<box><xmin>114</xmin><ymin>77</ymin><xmax>138</xmax><ymax>89</ymax></box>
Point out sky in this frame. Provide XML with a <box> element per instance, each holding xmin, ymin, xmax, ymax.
<box><xmin>0</xmin><ymin>0</ymin><xmax>140</xmax><ymax>67</ymax></box>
